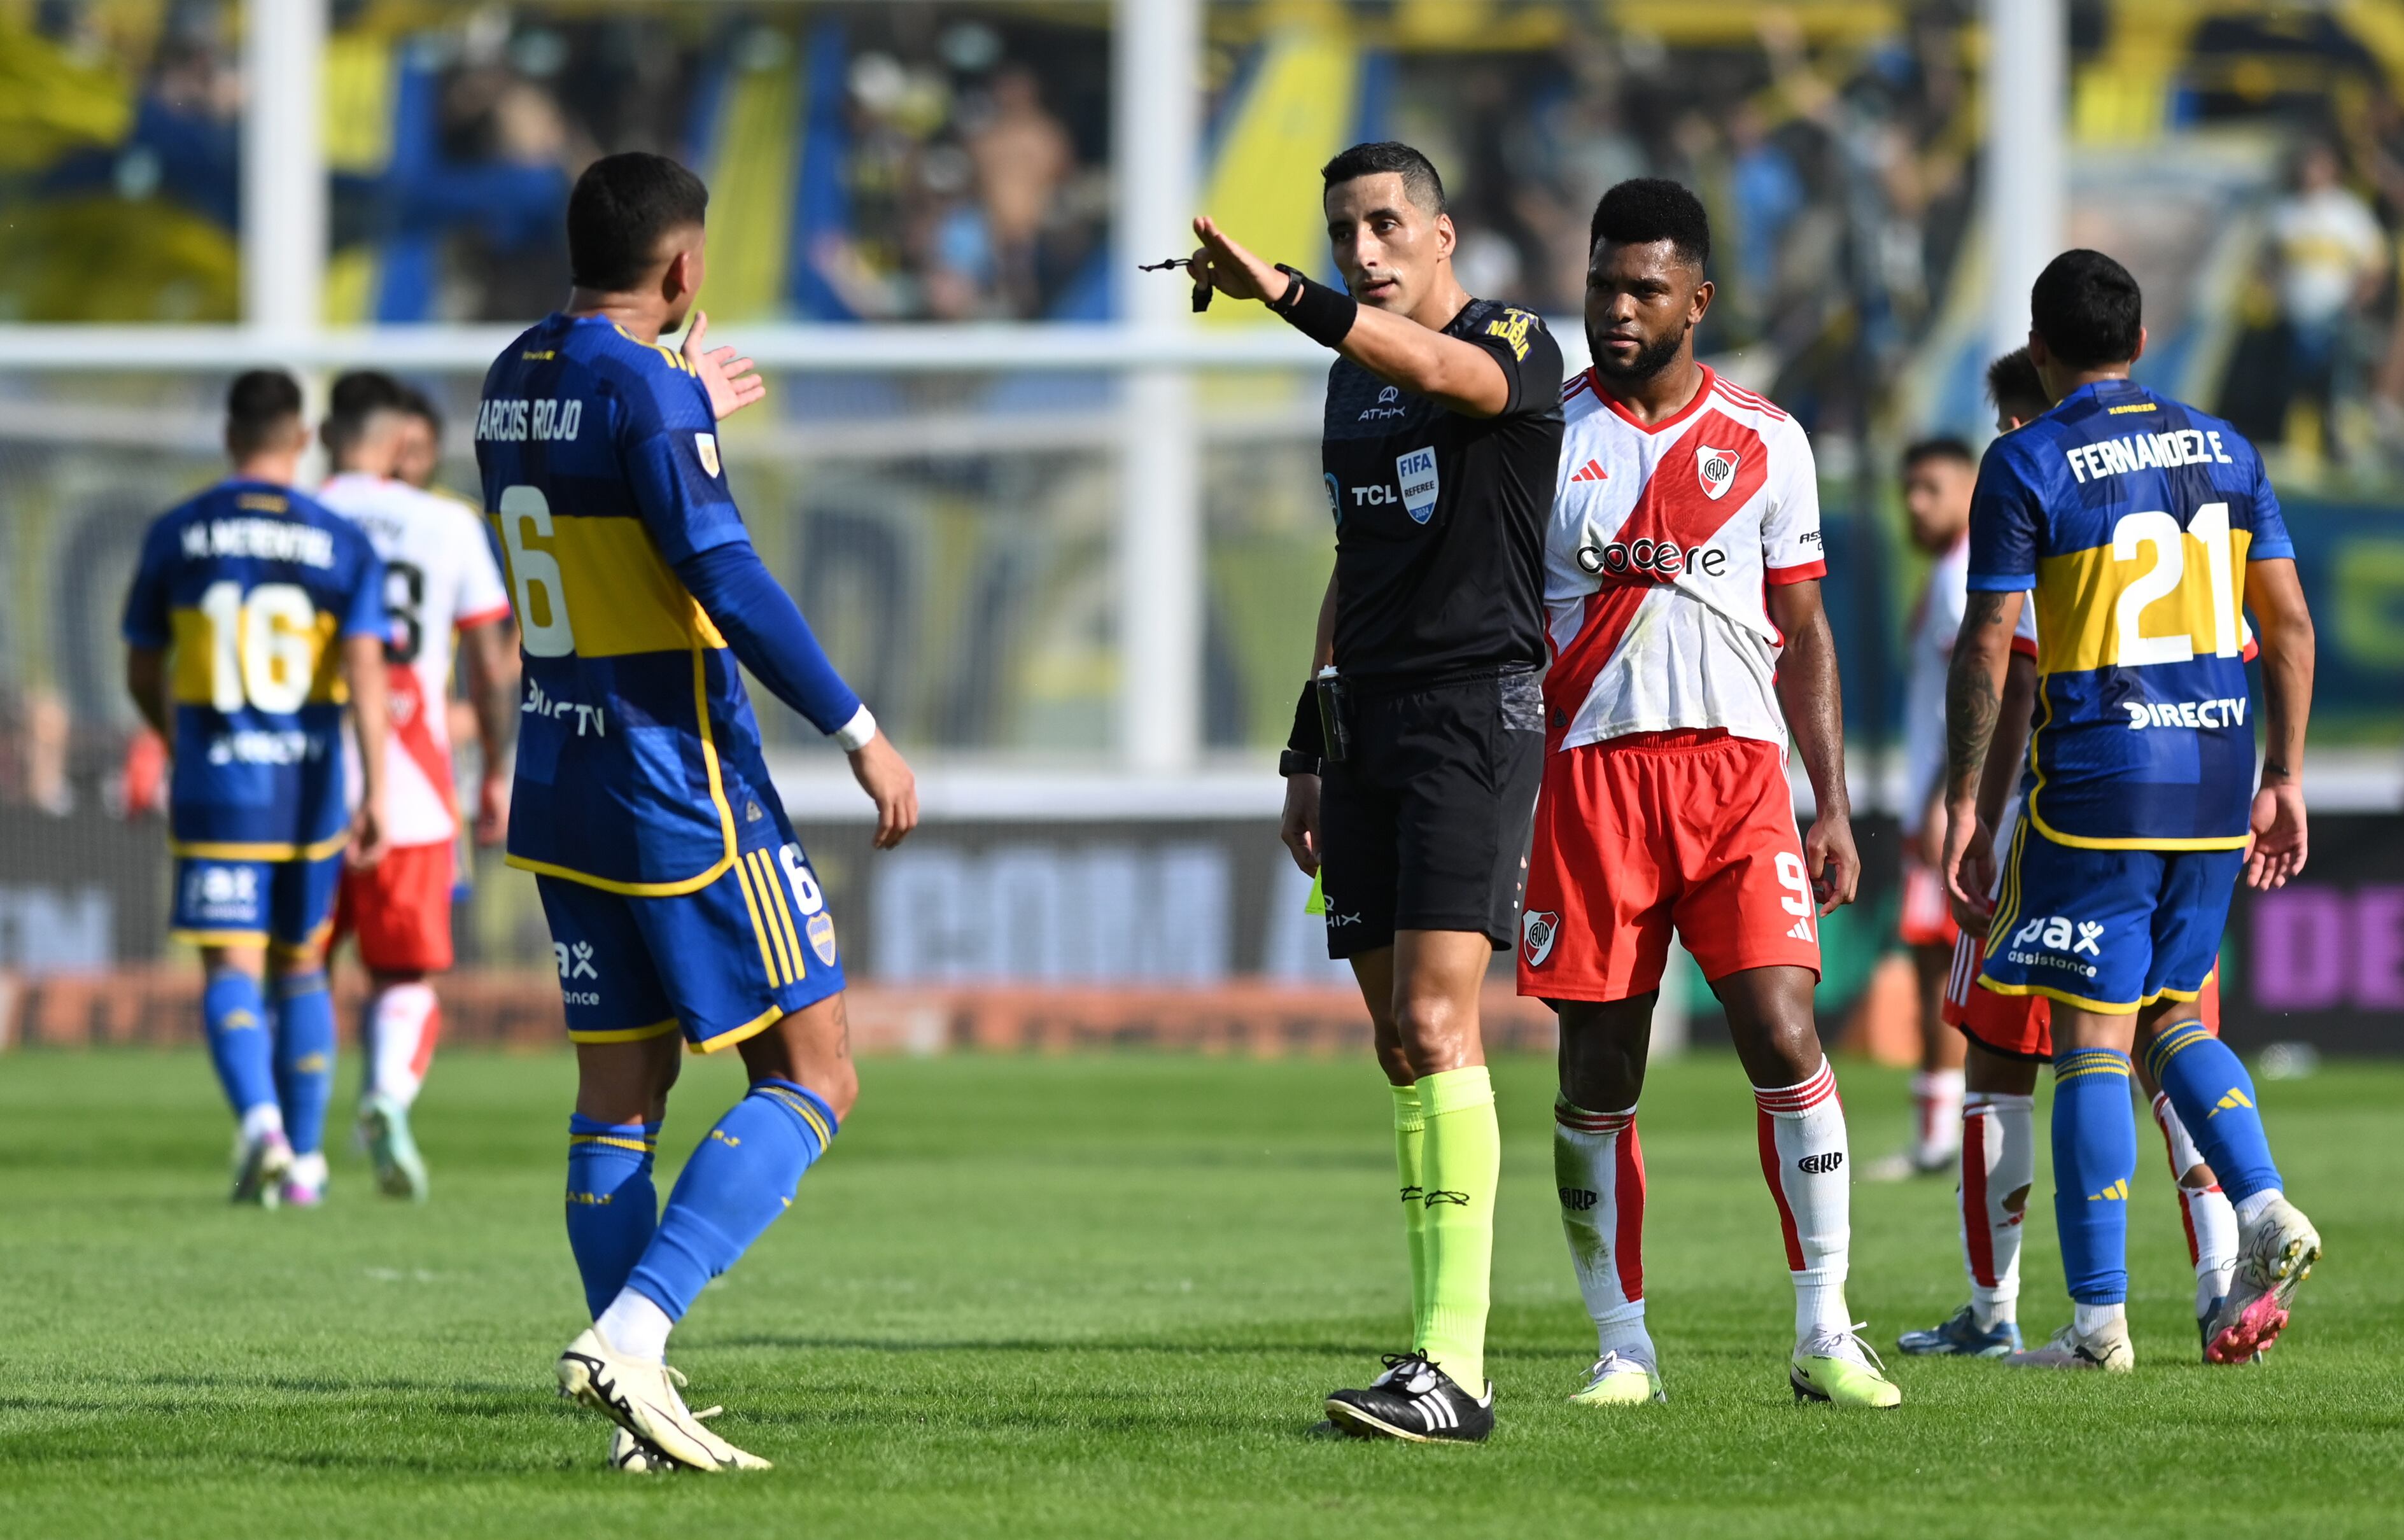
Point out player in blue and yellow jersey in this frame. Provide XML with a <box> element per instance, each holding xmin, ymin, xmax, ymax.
<box><xmin>1943</xmin><ymin>251</ymin><xmax>2320</xmax><ymax>1373</ymax></box>
<box><xmin>122</xmin><ymin>370</ymin><xmax>392</xmax><ymax>1208</ymax></box>
<box><xmin>475</xmin><ymin>153</ymin><xmax>918</xmax><ymax>1473</ymax></box>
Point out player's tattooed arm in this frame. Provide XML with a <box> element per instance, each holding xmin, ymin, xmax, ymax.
<box><xmin>1943</xmin><ymin>591</ymin><xmax>2018</xmax><ymax>805</ymax></box>
<box><xmin>1941</xmin><ymin>588</ymin><xmax>2023</xmax><ymax>916</ymax></box>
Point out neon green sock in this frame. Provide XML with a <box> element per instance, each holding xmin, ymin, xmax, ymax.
<box><xmin>1416</xmin><ymin>1065</ymin><xmax>1499</xmax><ymax>1390</ymax></box>
<box><xmin>1390</xmin><ymin>1082</ymin><xmax>1428</xmax><ymax>1340</ymax></box>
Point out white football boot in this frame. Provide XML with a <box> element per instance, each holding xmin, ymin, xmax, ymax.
<box><xmin>2204</xmin><ymin>1193</ymin><xmax>2321</xmax><ymax>1364</ymax></box>
<box><xmin>556</xmin><ymin>1327</ymin><xmax>771</xmax><ymax>1472</ymax></box>
<box><xmin>2007</xmin><ymin>1317</ymin><xmax>2134</xmax><ymax>1372</ymax></box>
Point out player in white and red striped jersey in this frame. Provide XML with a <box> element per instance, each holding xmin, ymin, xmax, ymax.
<box><xmin>315</xmin><ymin>371</ymin><xmax>519</xmax><ymax>1201</ymax></box>
<box><xmin>1520</xmin><ymin>180</ymin><xmax>1897</xmax><ymax>1411</ymax></box>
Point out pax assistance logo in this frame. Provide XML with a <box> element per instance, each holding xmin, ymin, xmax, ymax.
<box><xmin>1696</xmin><ymin>445</ymin><xmax>1740</xmax><ymax>501</ymax></box>
<box><xmin>1522</xmin><ymin>909</ymin><xmax>1559</xmax><ymax>967</ymax></box>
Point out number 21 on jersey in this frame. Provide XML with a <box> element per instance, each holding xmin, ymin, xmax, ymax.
<box><xmin>2111</xmin><ymin>501</ymin><xmax>2245</xmax><ymax>667</ymax></box>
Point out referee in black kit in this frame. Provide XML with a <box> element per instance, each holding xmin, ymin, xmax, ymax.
<box><xmin>1186</xmin><ymin>141</ymin><xmax>1563</xmax><ymax>1443</ymax></box>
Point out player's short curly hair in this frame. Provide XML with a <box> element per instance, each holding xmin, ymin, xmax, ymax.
<box><xmin>568</xmin><ymin>152</ymin><xmax>710</xmax><ymax>293</ymax></box>
<box><xmin>1589</xmin><ymin>178</ymin><xmax>1710</xmax><ymax>271</ymax></box>
<box><xmin>225</xmin><ymin>369</ymin><xmax>303</xmax><ymax>458</ymax></box>
<box><xmin>2031</xmin><ymin>249</ymin><xmax>2142</xmax><ymax>369</ymax></box>
<box><xmin>1321</xmin><ymin>141</ymin><xmax>1447</xmax><ymax>217</ymax></box>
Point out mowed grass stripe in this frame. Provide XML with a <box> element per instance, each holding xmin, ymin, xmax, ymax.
<box><xmin>0</xmin><ymin>1049</ymin><xmax>2398</xmax><ymax>1539</ymax></box>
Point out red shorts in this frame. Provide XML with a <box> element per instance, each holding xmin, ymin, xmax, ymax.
<box><xmin>1897</xmin><ymin>856</ymin><xmax>1960</xmax><ymax>948</ymax></box>
<box><xmin>1941</xmin><ymin>927</ymin><xmax>2220</xmax><ymax>1060</ymax></box>
<box><xmin>332</xmin><ymin>839</ymin><xmax>454</xmax><ymax>974</ymax></box>
<box><xmin>1518</xmin><ymin>731</ymin><xmax>1822</xmax><ymax>1002</ymax></box>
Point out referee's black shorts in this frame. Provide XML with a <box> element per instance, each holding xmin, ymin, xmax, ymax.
<box><xmin>1317</xmin><ymin>666</ymin><xmax>1543</xmax><ymax>960</ymax></box>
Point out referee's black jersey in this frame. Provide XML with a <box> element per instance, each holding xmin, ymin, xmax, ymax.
<box><xmin>1321</xmin><ymin>298</ymin><xmax>1564</xmax><ymax>683</ymax></box>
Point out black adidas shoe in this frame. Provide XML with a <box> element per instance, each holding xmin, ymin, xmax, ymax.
<box><xmin>1325</xmin><ymin>1351</ymin><xmax>1494</xmax><ymax>1443</ymax></box>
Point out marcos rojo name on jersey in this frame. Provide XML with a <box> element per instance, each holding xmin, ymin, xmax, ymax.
<box><xmin>475</xmin><ymin>396</ymin><xmax>585</xmax><ymax>443</ymax></box>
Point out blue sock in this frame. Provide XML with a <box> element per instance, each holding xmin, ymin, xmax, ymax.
<box><xmin>2051</xmin><ymin>1048</ymin><xmax>2136</xmax><ymax>1305</ymax></box>
<box><xmin>2146</xmin><ymin>1021</ymin><xmax>2281</xmax><ymax>1203</ymax></box>
<box><xmin>202</xmin><ymin>969</ymin><xmax>279</xmax><ymax>1120</ymax></box>
<box><xmin>566</xmin><ymin>1116</ymin><xmax>663</xmax><ymax>1317</ymax></box>
<box><xmin>626</xmin><ymin>1080</ymin><xmax>836</xmax><ymax>1321</ymax></box>
<box><xmin>272</xmin><ymin>970</ymin><xmax>337</xmax><ymax>1158</ymax></box>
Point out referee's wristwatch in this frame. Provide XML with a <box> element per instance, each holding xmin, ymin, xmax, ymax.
<box><xmin>1279</xmin><ymin>750</ymin><xmax>1323</xmax><ymax>778</ymax></box>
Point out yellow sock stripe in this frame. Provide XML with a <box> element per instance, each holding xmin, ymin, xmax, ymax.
<box><xmin>2148</xmin><ymin>1022</ymin><xmax>2214</xmax><ymax>1073</ymax></box>
<box><xmin>754</xmin><ymin>850</ymin><xmax>806</xmax><ymax>981</ymax></box>
<box><xmin>746</xmin><ymin>851</ymin><xmax>800</xmax><ymax>985</ymax></box>
<box><xmin>2055</xmin><ymin>1051</ymin><xmax>2131</xmax><ymax>1084</ymax></box>
<box><xmin>759</xmin><ymin>1086</ymin><xmax>834</xmax><ymax>1149</ymax></box>
<box><xmin>729</xmin><ymin>856</ymin><xmax>786</xmax><ymax>986</ymax></box>
<box><xmin>568</xmin><ymin>1135</ymin><xmax>657</xmax><ymax>1154</ymax></box>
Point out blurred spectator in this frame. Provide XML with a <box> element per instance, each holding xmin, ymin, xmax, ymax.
<box><xmin>964</xmin><ymin>65</ymin><xmax>1073</xmax><ymax>318</ymax></box>
<box><xmin>2269</xmin><ymin>140</ymin><xmax>2387</xmax><ymax>459</ymax></box>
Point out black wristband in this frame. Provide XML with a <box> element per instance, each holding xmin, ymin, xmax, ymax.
<box><xmin>1271</xmin><ymin>264</ymin><xmax>1357</xmax><ymax>349</ymax></box>
<box><xmin>1287</xmin><ymin>678</ymin><xmax>1326</xmax><ymax>759</ymax></box>
<box><xmin>1279</xmin><ymin>748</ymin><xmax>1323</xmax><ymax>778</ymax></box>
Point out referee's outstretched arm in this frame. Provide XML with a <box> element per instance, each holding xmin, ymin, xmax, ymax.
<box><xmin>1188</xmin><ymin>216</ymin><xmax>1514</xmax><ymax>417</ymax></box>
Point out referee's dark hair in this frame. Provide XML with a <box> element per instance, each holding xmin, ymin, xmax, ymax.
<box><xmin>1899</xmin><ymin>435</ymin><xmax>1976</xmax><ymax>473</ymax></box>
<box><xmin>225</xmin><ymin>369</ymin><xmax>305</xmax><ymax>458</ymax></box>
<box><xmin>1590</xmin><ymin>178</ymin><xmax>1710</xmax><ymax>271</ymax></box>
<box><xmin>2030</xmin><ymin>249</ymin><xmax>2142</xmax><ymax>369</ymax></box>
<box><xmin>1321</xmin><ymin>141</ymin><xmax>1446</xmax><ymax>217</ymax></box>
<box><xmin>323</xmin><ymin>368</ymin><xmax>408</xmax><ymax>462</ymax></box>
<box><xmin>568</xmin><ymin>152</ymin><xmax>710</xmax><ymax>293</ymax></box>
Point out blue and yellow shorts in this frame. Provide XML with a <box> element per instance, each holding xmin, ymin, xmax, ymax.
<box><xmin>535</xmin><ymin>820</ymin><xmax>845</xmax><ymax>1054</ymax></box>
<box><xmin>171</xmin><ymin>847</ymin><xmax>344</xmax><ymax>960</ymax></box>
<box><xmin>1979</xmin><ymin>820</ymin><xmax>2242</xmax><ymax>1016</ymax></box>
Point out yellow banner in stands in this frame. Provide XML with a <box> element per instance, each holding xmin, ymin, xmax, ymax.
<box><xmin>1200</xmin><ymin>17</ymin><xmax>1358</xmax><ymax>328</ymax></box>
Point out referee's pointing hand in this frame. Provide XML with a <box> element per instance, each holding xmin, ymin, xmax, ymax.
<box><xmin>1190</xmin><ymin>217</ymin><xmax>1291</xmax><ymax>306</ymax></box>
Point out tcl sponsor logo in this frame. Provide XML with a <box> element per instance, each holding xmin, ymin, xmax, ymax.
<box><xmin>1575</xmin><ymin>537</ymin><xmax>1729</xmax><ymax>580</ymax></box>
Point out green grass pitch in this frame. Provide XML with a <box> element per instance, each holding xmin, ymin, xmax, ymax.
<box><xmin>3</xmin><ymin>1047</ymin><xmax>2400</xmax><ymax>1537</ymax></box>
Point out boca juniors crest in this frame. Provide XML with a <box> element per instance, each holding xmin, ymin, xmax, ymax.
<box><xmin>1696</xmin><ymin>445</ymin><xmax>1740</xmax><ymax>500</ymax></box>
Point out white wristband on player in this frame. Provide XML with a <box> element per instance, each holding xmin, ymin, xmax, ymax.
<box><xmin>831</xmin><ymin>704</ymin><xmax>878</xmax><ymax>752</ymax></box>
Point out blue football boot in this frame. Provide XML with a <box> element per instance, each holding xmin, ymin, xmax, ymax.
<box><xmin>1897</xmin><ymin>1305</ymin><xmax>2022</xmax><ymax>1358</ymax></box>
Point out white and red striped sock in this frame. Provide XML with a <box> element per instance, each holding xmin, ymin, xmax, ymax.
<box><xmin>365</xmin><ymin>983</ymin><xmax>441</xmax><ymax>1109</ymax></box>
<box><xmin>1960</xmin><ymin>1092</ymin><xmax>2034</xmax><ymax>1329</ymax></box>
<box><xmin>2152</xmin><ymin>1091</ymin><xmax>2238</xmax><ymax>1314</ymax></box>
<box><xmin>1753</xmin><ymin>1059</ymin><xmax>1852</xmax><ymax>1340</ymax></box>
<box><xmin>1554</xmin><ymin>1100</ymin><xmax>1653</xmax><ymax>1363</ymax></box>
<box><xmin>1910</xmin><ymin>1068</ymin><xmax>1964</xmax><ymax>1165</ymax></box>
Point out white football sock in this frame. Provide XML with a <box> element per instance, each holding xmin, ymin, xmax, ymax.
<box><xmin>365</xmin><ymin>983</ymin><xmax>440</xmax><ymax>1108</ymax></box>
<box><xmin>596</xmin><ymin>1288</ymin><xmax>674</xmax><ymax>1364</ymax></box>
<box><xmin>1960</xmin><ymin>1093</ymin><xmax>2034</xmax><ymax>1329</ymax></box>
<box><xmin>2151</xmin><ymin>1092</ymin><xmax>2238</xmax><ymax>1313</ymax></box>
<box><xmin>1753</xmin><ymin>1059</ymin><xmax>1852</xmax><ymax>1340</ymax></box>
<box><xmin>2073</xmin><ymin>1300</ymin><xmax>2125</xmax><ymax>1336</ymax></box>
<box><xmin>2232</xmin><ymin>1189</ymin><xmax>2283</xmax><ymax>1229</ymax></box>
<box><xmin>288</xmin><ymin>1151</ymin><xmax>328</xmax><ymax>1190</ymax></box>
<box><xmin>1554</xmin><ymin>1100</ymin><xmax>1654</xmax><ymax>1364</ymax></box>
<box><xmin>240</xmin><ymin>1102</ymin><xmax>286</xmax><ymax>1142</ymax></box>
<box><xmin>1910</xmin><ymin>1068</ymin><xmax>1965</xmax><ymax>1163</ymax></box>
